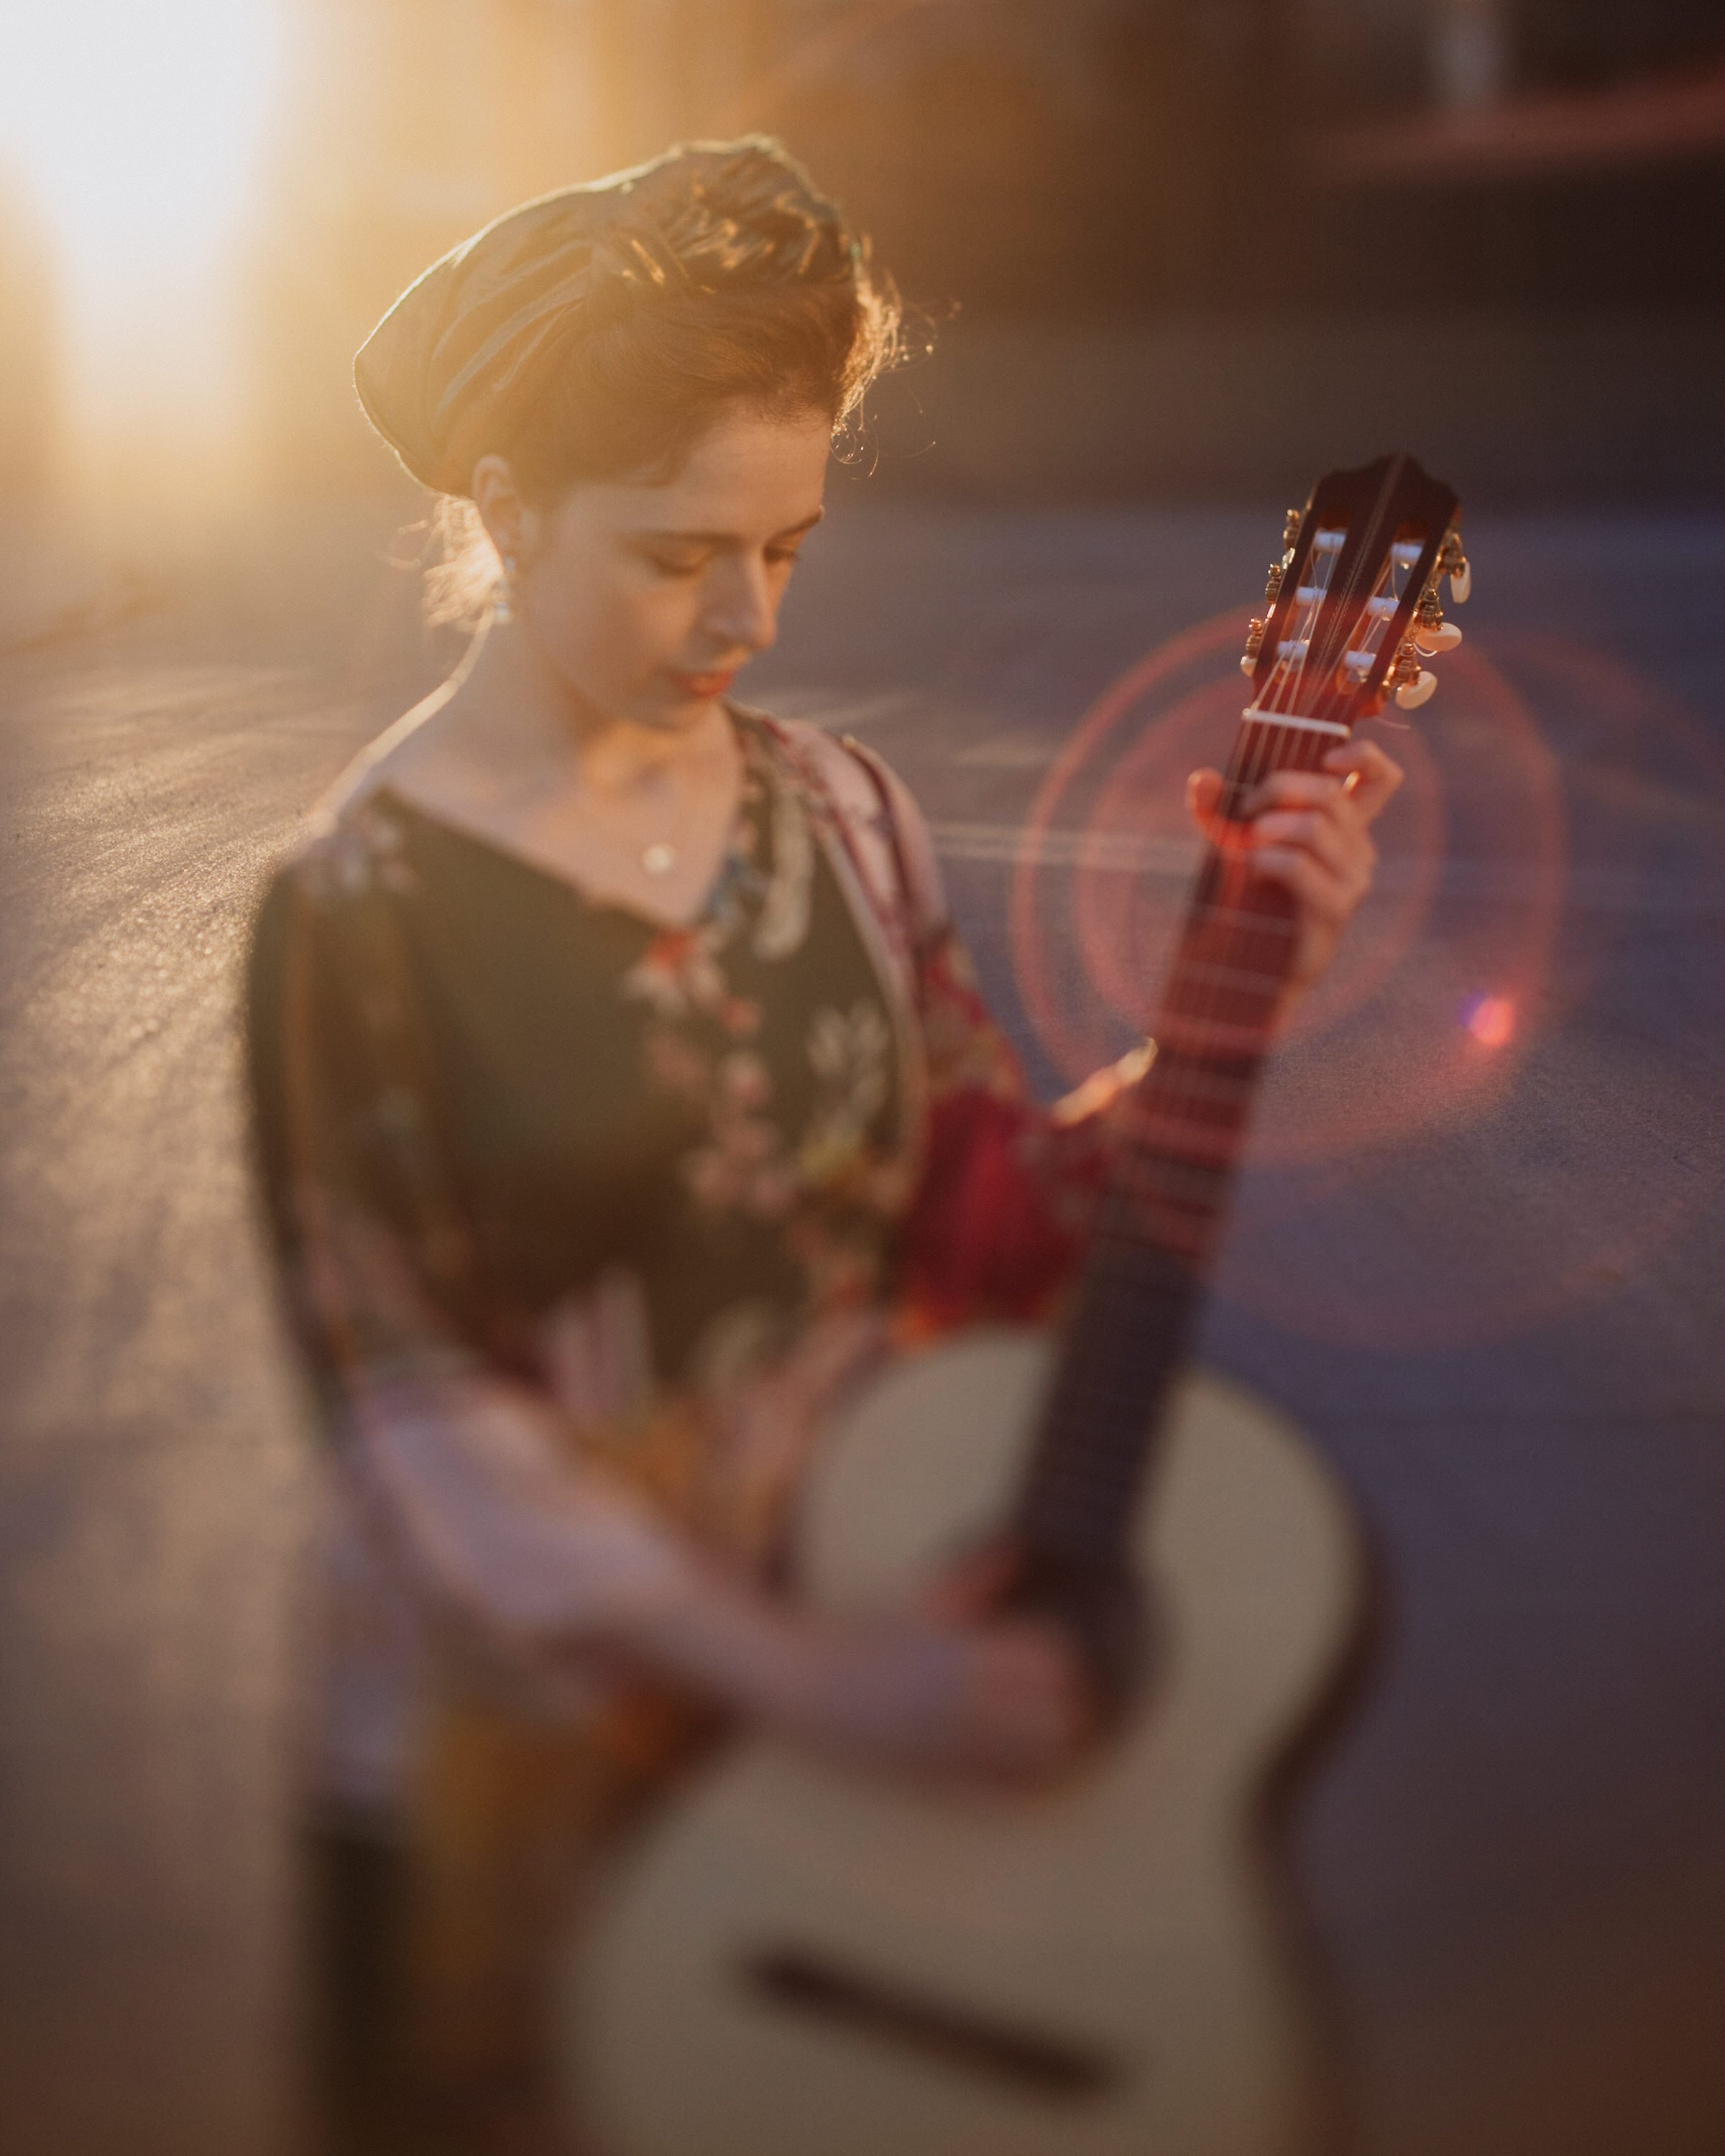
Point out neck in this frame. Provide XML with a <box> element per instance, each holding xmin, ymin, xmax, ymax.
<box><xmin>455</xmin><ymin>619</ymin><xmax>723</xmax><ymax>798</ymax></box>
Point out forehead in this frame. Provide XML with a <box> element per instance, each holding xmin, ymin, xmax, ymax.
<box><xmin>571</xmin><ymin>406</ymin><xmax>833</xmax><ymax>538</ymax></box>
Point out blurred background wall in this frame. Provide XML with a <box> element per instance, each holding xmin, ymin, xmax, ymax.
<box><xmin>235</xmin><ymin>0</ymin><xmax>1724</xmax><ymax>505</ymax></box>
<box><xmin>2</xmin><ymin>0</ymin><xmax>1722</xmax><ymax>530</ymax></box>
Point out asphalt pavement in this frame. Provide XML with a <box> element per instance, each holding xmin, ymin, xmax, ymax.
<box><xmin>1</xmin><ymin>486</ymin><xmax>1719</xmax><ymax>2155</ymax></box>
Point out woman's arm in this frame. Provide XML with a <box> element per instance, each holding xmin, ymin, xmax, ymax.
<box><xmin>355</xmin><ymin>1365</ymin><xmax>1089</xmax><ymax>1782</ymax></box>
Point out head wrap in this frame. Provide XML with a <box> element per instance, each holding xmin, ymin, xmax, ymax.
<box><xmin>354</xmin><ymin>137</ymin><xmax>858</xmax><ymax>496</ymax></box>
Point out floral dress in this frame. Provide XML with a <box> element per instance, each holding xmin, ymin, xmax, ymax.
<box><xmin>245</xmin><ymin>709</ymin><xmax>1133</xmax><ymax>2145</ymax></box>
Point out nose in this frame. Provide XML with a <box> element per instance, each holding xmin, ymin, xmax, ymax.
<box><xmin>704</xmin><ymin>553</ymin><xmax>778</xmax><ymax>658</ymax></box>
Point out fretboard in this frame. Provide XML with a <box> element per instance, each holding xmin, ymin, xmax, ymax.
<box><xmin>1011</xmin><ymin>704</ymin><xmax>1351</xmax><ymax>1569</ymax></box>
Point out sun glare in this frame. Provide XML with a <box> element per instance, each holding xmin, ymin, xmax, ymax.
<box><xmin>0</xmin><ymin>0</ymin><xmax>283</xmax><ymax>470</ymax></box>
<box><xmin>0</xmin><ymin>1</ymin><xmax>281</xmax><ymax>282</ymax></box>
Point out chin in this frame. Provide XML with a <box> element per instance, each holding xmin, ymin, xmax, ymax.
<box><xmin>653</xmin><ymin>673</ymin><xmax>738</xmax><ymax>720</ymax></box>
<box><xmin>623</xmin><ymin>689</ymin><xmax>719</xmax><ymax>733</ymax></box>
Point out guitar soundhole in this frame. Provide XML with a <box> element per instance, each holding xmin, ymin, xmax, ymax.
<box><xmin>741</xmin><ymin>1947</ymin><xmax>1123</xmax><ymax>2100</ymax></box>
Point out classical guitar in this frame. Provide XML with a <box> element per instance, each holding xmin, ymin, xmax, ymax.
<box><xmin>558</xmin><ymin>456</ymin><xmax>1469</xmax><ymax>2156</ymax></box>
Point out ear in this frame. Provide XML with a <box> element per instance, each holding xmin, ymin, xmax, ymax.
<box><xmin>470</xmin><ymin>455</ymin><xmax>540</xmax><ymax>570</ymax></box>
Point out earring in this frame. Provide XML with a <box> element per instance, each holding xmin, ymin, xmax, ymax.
<box><xmin>494</xmin><ymin>554</ymin><xmax>518</xmax><ymax>625</ymax></box>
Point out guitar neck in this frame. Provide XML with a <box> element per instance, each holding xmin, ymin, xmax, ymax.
<box><xmin>1012</xmin><ymin>705</ymin><xmax>1351</xmax><ymax>1571</ymax></box>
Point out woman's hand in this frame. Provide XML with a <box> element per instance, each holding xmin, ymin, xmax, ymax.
<box><xmin>762</xmin><ymin>1612</ymin><xmax>1093</xmax><ymax>1785</ymax></box>
<box><xmin>639</xmin><ymin>1539</ymin><xmax>1095</xmax><ymax>1787</ymax></box>
<box><xmin>352</xmin><ymin>1374</ymin><xmax>1092</xmax><ymax>1784</ymax></box>
<box><xmin>1185</xmin><ymin>737</ymin><xmax>1404</xmax><ymax>1000</ymax></box>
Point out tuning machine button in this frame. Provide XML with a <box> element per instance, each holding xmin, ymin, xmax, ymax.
<box><xmin>1391</xmin><ymin>639</ymin><xmax>1438</xmax><ymax>710</ymax></box>
<box><xmin>1412</xmin><ymin>585</ymin><xmax>1463</xmax><ymax>654</ymax></box>
<box><xmin>1439</xmin><ymin>530</ymin><xmax>1471</xmax><ymax>604</ymax></box>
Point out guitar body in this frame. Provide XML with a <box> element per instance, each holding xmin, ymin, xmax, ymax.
<box><xmin>562</xmin><ymin>1330</ymin><xmax>1365</xmax><ymax>2156</ymax></box>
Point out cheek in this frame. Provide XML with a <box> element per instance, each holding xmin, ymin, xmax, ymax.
<box><xmin>535</xmin><ymin>567</ymin><xmax>691</xmax><ymax>688</ymax></box>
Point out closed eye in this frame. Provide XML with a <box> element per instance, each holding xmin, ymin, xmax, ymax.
<box><xmin>641</xmin><ymin>547</ymin><xmax>712</xmax><ymax>579</ymax></box>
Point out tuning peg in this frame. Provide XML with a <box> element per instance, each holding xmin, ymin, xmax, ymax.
<box><xmin>1239</xmin><ymin>615</ymin><xmax>1266</xmax><ymax>676</ymax></box>
<box><xmin>1264</xmin><ymin>560</ymin><xmax>1284</xmax><ymax>604</ymax></box>
<box><xmin>1282</xmin><ymin>508</ymin><xmax>1302</xmax><ymax>550</ymax></box>
<box><xmin>1391</xmin><ymin>640</ymin><xmax>1438</xmax><ymax>710</ymax></box>
<box><xmin>1412</xmin><ymin>585</ymin><xmax>1463</xmax><ymax>654</ymax></box>
<box><xmin>1439</xmin><ymin>530</ymin><xmax>1471</xmax><ymax>604</ymax></box>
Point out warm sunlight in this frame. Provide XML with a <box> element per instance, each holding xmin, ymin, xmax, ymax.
<box><xmin>0</xmin><ymin>0</ymin><xmax>282</xmax><ymax>474</ymax></box>
<box><xmin>0</xmin><ymin>0</ymin><xmax>280</xmax><ymax>290</ymax></box>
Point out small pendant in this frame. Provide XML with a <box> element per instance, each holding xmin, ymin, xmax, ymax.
<box><xmin>641</xmin><ymin>842</ymin><xmax>677</xmax><ymax>877</ymax></box>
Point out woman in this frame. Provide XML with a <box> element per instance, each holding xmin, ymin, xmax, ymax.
<box><xmin>246</xmin><ymin>138</ymin><xmax>1399</xmax><ymax>2151</ymax></box>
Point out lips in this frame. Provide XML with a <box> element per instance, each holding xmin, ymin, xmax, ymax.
<box><xmin>668</xmin><ymin>668</ymin><xmax>739</xmax><ymax>699</ymax></box>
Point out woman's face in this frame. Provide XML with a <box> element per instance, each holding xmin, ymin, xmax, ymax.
<box><xmin>500</xmin><ymin>404</ymin><xmax>832</xmax><ymax>731</ymax></box>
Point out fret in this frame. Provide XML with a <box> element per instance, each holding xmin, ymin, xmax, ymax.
<box><xmin>1114</xmin><ymin>1077</ymin><xmax>1252</xmax><ymax>1159</ymax></box>
<box><xmin>1168</xmin><ymin>954</ymin><xmax>1289</xmax><ymax>995</ymax></box>
<box><xmin>1081</xmin><ymin>1224</ymin><xmax>1200</xmax><ymax>1296</ymax></box>
<box><xmin>1151</xmin><ymin>1010</ymin><xmax>1277</xmax><ymax>1059</ymax></box>
<box><xmin>1156</xmin><ymin>1014</ymin><xmax>1276</xmax><ymax>1059</ymax></box>
<box><xmin>1063</xmin><ymin>1257</ymin><xmax>1192</xmax><ymax>1335</ymax></box>
<box><xmin>1113</xmin><ymin>1152</ymin><xmax>1229</xmax><ymax>1203</ymax></box>
<box><xmin>1107</xmin><ymin>1204</ymin><xmax>1223</xmax><ymax>1258</ymax></box>
<box><xmin>1134</xmin><ymin>1054</ymin><xmax>1257</xmax><ymax>1104</ymax></box>
<box><xmin>1183</xmin><ymin>885</ymin><xmax>1300</xmax><ymax>929</ymax></box>
<box><xmin>1159</xmin><ymin>992</ymin><xmax>1279</xmax><ymax>1041</ymax></box>
<box><xmin>1191</xmin><ymin>904</ymin><xmax>1299</xmax><ymax>941</ymax></box>
<box><xmin>1048</xmin><ymin>1266</ymin><xmax>1193</xmax><ymax>1366</ymax></box>
<box><xmin>1116</xmin><ymin>1110</ymin><xmax>1243</xmax><ymax>1165</ymax></box>
<box><xmin>1167</xmin><ymin>936</ymin><xmax>1287</xmax><ymax>984</ymax></box>
<box><xmin>1179</xmin><ymin>928</ymin><xmax>1297</xmax><ymax>980</ymax></box>
<box><xmin>1100</xmin><ymin>1201</ymin><xmax>1214</xmax><ymax>1264</ymax></box>
<box><xmin>1126</xmin><ymin>1074</ymin><xmax>1250</xmax><ymax>1125</ymax></box>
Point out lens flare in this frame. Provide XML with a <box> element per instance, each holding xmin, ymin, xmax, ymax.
<box><xmin>1463</xmin><ymin>993</ymin><xmax>1517</xmax><ymax>1047</ymax></box>
<box><xmin>1013</xmin><ymin>619</ymin><xmax>1721</xmax><ymax>1350</ymax></box>
<box><xmin>1010</xmin><ymin>608</ymin><xmax>1565</xmax><ymax>1166</ymax></box>
<box><xmin>1010</xmin><ymin>614</ymin><xmax>1724</xmax><ymax>1345</ymax></box>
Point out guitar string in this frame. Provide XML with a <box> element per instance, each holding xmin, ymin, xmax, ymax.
<box><xmin>1034</xmin><ymin>701</ymin><xmax>1320</xmax><ymax>1525</ymax></box>
<box><xmin>1032</xmin><ymin>501</ymin><xmax>1397</xmax><ymax>1538</ymax></box>
<box><xmin>1036</xmin><ymin>473</ymin><xmax>1448</xmax><ymax>1529</ymax></box>
<box><xmin>1030</xmin><ymin>709</ymin><xmax>1312</xmax><ymax>1537</ymax></box>
<box><xmin>1038</xmin><ymin>484</ymin><xmax>1455</xmax><ymax>1535</ymax></box>
<box><xmin>1070</xmin><ymin>528</ymin><xmax>1438</xmax><ymax>1502</ymax></box>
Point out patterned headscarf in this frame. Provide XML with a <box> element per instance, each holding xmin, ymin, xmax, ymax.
<box><xmin>354</xmin><ymin>137</ymin><xmax>860</xmax><ymax>496</ymax></box>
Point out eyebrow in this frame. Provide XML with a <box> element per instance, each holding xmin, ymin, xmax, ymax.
<box><xmin>630</xmin><ymin>508</ymin><xmax>826</xmax><ymax>547</ymax></box>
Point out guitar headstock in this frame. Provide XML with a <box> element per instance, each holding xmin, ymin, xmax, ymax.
<box><xmin>1240</xmin><ymin>454</ymin><xmax>1467</xmax><ymax>726</ymax></box>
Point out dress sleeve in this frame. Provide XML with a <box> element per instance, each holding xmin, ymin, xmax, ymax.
<box><xmin>244</xmin><ymin>839</ymin><xmax>705</xmax><ymax>1653</ymax></box>
<box><xmin>245</xmin><ymin>844</ymin><xmax>484</xmax><ymax>1423</ymax></box>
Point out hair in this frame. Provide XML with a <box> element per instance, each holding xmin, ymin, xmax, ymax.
<box><xmin>422</xmin><ymin>140</ymin><xmax>906</xmax><ymax>630</ymax></box>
